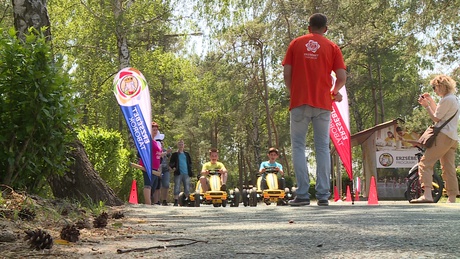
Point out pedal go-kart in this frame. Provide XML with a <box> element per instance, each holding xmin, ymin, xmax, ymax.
<box><xmin>242</xmin><ymin>167</ymin><xmax>294</xmax><ymax>206</ymax></box>
<box><xmin>180</xmin><ymin>170</ymin><xmax>240</xmax><ymax>207</ymax></box>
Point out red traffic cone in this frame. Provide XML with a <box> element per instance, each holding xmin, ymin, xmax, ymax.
<box><xmin>129</xmin><ymin>180</ymin><xmax>138</xmax><ymax>204</ymax></box>
<box><xmin>334</xmin><ymin>186</ymin><xmax>341</xmax><ymax>202</ymax></box>
<box><xmin>345</xmin><ymin>185</ymin><xmax>352</xmax><ymax>201</ymax></box>
<box><xmin>368</xmin><ymin>176</ymin><xmax>379</xmax><ymax>205</ymax></box>
<box><xmin>355</xmin><ymin>190</ymin><xmax>360</xmax><ymax>201</ymax></box>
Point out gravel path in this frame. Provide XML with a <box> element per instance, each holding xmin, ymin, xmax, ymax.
<box><xmin>2</xmin><ymin>201</ymin><xmax>459</xmax><ymax>258</ymax></box>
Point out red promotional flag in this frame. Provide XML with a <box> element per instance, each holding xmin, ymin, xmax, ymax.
<box><xmin>329</xmin><ymin>79</ymin><xmax>352</xmax><ymax>179</ymax></box>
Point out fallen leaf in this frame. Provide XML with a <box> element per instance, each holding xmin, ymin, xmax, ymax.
<box><xmin>54</xmin><ymin>239</ymin><xmax>71</xmax><ymax>245</ymax></box>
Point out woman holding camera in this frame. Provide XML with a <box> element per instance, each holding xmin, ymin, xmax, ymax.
<box><xmin>411</xmin><ymin>75</ymin><xmax>459</xmax><ymax>203</ymax></box>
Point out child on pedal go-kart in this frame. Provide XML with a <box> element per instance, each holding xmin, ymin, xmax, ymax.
<box><xmin>259</xmin><ymin>147</ymin><xmax>285</xmax><ymax>190</ymax></box>
<box><xmin>200</xmin><ymin>148</ymin><xmax>228</xmax><ymax>192</ymax></box>
<box><xmin>257</xmin><ymin>147</ymin><xmax>288</xmax><ymax>205</ymax></box>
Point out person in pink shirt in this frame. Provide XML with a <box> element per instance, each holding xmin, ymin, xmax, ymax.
<box><xmin>139</xmin><ymin>122</ymin><xmax>162</xmax><ymax>205</ymax></box>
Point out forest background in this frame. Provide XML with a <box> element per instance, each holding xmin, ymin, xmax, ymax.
<box><xmin>1</xmin><ymin>0</ymin><xmax>460</xmax><ymax>203</ymax></box>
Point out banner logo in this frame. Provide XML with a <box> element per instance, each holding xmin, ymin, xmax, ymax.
<box><xmin>114</xmin><ymin>68</ymin><xmax>147</xmax><ymax>104</ymax></box>
<box><xmin>378</xmin><ymin>153</ymin><xmax>394</xmax><ymax>167</ymax></box>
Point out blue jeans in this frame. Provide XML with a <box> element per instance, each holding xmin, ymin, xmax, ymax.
<box><xmin>290</xmin><ymin>105</ymin><xmax>331</xmax><ymax>200</ymax></box>
<box><xmin>174</xmin><ymin>174</ymin><xmax>191</xmax><ymax>196</ymax></box>
<box><xmin>160</xmin><ymin>170</ymin><xmax>170</xmax><ymax>188</ymax></box>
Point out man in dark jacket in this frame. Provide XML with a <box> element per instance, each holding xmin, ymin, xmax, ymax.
<box><xmin>169</xmin><ymin>139</ymin><xmax>193</xmax><ymax>206</ymax></box>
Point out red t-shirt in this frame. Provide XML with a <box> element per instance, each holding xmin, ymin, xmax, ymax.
<box><xmin>282</xmin><ymin>33</ymin><xmax>346</xmax><ymax>111</ymax></box>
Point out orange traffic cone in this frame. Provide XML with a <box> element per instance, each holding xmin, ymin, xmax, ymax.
<box><xmin>129</xmin><ymin>180</ymin><xmax>138</xmax><ymax>204</ymax></box>
<box><xmin>368</xmin><ymin>176</ymin><xmax>378</xmax><ymax>205</ymax></box>
<box><xmin>334</xmin><ymin>186</ymin><xmax>341</xmax><ymax>202</ymax></box>
<box><xmin>345</xmin><ymin>185</ymin><xmax>352</xmax><ymax>201</ymax></box>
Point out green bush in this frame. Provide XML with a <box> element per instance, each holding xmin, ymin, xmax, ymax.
<box><xmin>284</xmin><ymin>175</ymin><xmax>294</xmax><ymax>189</ymax></box>
<box><xmin>77</xmin><ymin>126</ymin><xmax>137</xmax><ymax>196</ymax></box>
<box><xmin>289</xmin><ymin>177</ymin><xmax>317</xmax><ymax>197</ymax></box>
<box><xmin>309</xmin><ymin>181</ymin><xmax>316</xmax><ymax>198</ymax></box>
<box><xmin>0</xmin><ymin>28</ymin><xmax>77</xmax><ymax>193</ymax></box>
<box><xmin>457</xmin><ymin>167</ymin><xmax>460</xmax><ymax>192</ymax></box>
<box><xmin>118</xmin><ymin>162</ymin><xmax>144</xmax><ymax>202</ymax></box>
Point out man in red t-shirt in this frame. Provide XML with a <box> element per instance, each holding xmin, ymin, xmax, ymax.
<box><xmin>282</xmin><ymin>13</ymin><xmax>346</xmax><ymax>206</ymax></box>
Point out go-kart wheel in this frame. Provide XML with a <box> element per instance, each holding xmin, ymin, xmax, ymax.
<box><xmin>232</xmin><ymin>190</ymin><xmax>241</xmax><ymax>207</ymax></box>
<box><xmin>284</xmin><ymin>187</ymin><xmax>293</xmax><ymax>201</ymax></box>
<box><xmin>178</xmin><ymin>192</ymin><xmax>186</xmax><ymax>206</ymax></box>
<box><xmin>249</xmin><ymin>190</ymin><xmax>258</xmax><ymax>207</ymax></box>
<box><xmin>222</xmin><ymin>199</ymin><xmax>228</xmax><ymax>207</ymax></box>
<box><xmin>242</xmin><ymin>189</ymin><xmax>249</xmax><ymax>207</ymax></box>
<box><xmin>291</xmin><ymin>187</ymin><xmax>297</xmax><ymax>199</ymax></box>
<box><xmin>194</xmin><ymin>192</ymin><xmax>201</xmax><ymax>207</ymax></box>
<box><xmin>277</xmin><ymin>199</ymin><xmax>287</xmax><ymax>206</ymax></box>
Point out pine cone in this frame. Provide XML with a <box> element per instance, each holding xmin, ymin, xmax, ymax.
<box><xmin>18</xmin><ymin>208</ymin><xmax>36</xmax><ymax>221</ymax></box>
<box><xmin>1</xmin><ymin>209</ymin><xmax>14</xmax><ymax>219</ymax></box>
<box><xmin>24</xmin><ymin>229</ymin><xmax>53</xmax><ymax>250</ymax></box>
<box><xmin>60</xmin><ymin>207</ymin><xmax>70</xmax><ymax>216</ymax></box>
<box><xmin>75</xmin><ymin>218</ymin><xmax>91</xmax><ymax>229</ymax></box>
<box><xmin>111</xmin><ymin>211</ymin><xmax>124</xmax><ymax>219</ymax></box>
<box><xmin>93</xmin><ymin>212</ymin><xmax>108</xmax><ymax>228</ymax></box>
<box><xmin>60</xmin><ymin>225</ymin><xmax>80</xmax><ymax>243</ymax></box>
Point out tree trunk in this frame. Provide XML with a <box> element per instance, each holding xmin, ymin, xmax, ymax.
<box><xmin>377</xmin><ymin>62</ymin><xmax>385</xmax><ymax>123</ymax></box>
<box><xmin>368</xmin><ymin>62</ymin><xmax>379</xmax><ymax>125</ymax></box>
<box><xmin>113</xmin><ymin>0</ymin><xmax>130</xmax><ymax>70</ymax></box>
<box><xmin>12</xmin><ymin>0</ymin><xmax>123</xmax><ymax>206</ymax></box>
<box><xmin>237</xmin><ymin>145</ymin><xmax>244</xmax><ymax>190</ymax></box>
<box><xmin>259</xmin><ymin>41</ymin><xmax>273</xmax><ymax>147</ymax></box>
<box><xmin>12</xmin><ymin>0</ymin><xmax>51</xmax><ymax>41</ymax></box>
<box><xmin>48</xmin><ymin>140</ymin><xmax>123</xmax><ymax>206</ymax></box>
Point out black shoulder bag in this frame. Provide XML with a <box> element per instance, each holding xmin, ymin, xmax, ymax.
<box><xmin>418</xmin><ymin>110</ymin><xmax>458</xmax><ymax>148</ymax></box>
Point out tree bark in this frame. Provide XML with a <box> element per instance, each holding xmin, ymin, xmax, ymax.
<box><xmin>258</xmin><ymin>41</ymin><xmax>273</xmax><ymax>148</ymax></box>
<box><xmin>48</xmin><ymin>140</ymin><xmax>123</xmax><ymax>206</ymax></box>
<box><xmin>12</xmin><ymin>0</ymin><xmax>51</xmax><ymax>41</ymax></box>
<box><xmin>113</xmin><ymin>0</ymin><xmax>130</xmax><ymax>70</ymax></box>
<box><xmin>12</xmin><ymin>0</ymin><xmax>123</xmax><ymax>206</ymax></box>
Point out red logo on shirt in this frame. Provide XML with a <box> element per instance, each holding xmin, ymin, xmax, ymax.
<box><xmin>306</xmin><ymin>40</ymin><xmax>320</xmax><ymax>53</ymax></box>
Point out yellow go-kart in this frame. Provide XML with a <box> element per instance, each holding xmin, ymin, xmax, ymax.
<box><xmin>185</xmin><ymin>170</ymin><xmax>240</xmax><ymax>207</ymax></box>
<box><xmin>243</xmin><ymin>167</ymin><xmax>292</xmax><ymax>206</ymax></box>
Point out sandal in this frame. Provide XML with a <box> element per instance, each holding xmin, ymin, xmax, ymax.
<box><xmin>410</xmin><ymin>197</ymin><xmax>434</xmax><ymax>203</ymax></box>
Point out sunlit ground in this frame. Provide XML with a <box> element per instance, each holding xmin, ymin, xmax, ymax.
<box><xmin>438</xmin><ymin>196</ymin><xmax>460</xmax><ymax>203</ymax></box>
